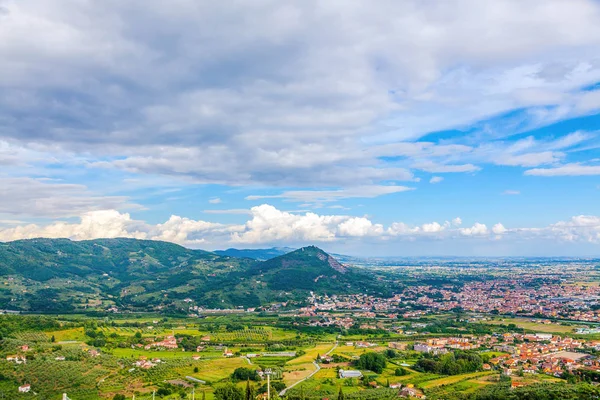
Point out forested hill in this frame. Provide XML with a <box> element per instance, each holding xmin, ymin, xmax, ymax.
<box><xmin>214</xmin><ymin>247</ymin><xmax>294</xmax><ymax>260</ymax></box>
<box><xmin>0</xmin><ymin>238</ymin><xmax>386</xmax><ymax>313</ymax></box>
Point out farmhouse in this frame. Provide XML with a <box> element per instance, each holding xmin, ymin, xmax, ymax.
<box><xmin>18</xmin><ymin>384</ymin><xmax>31</xmax><ymax>393</ymax></box>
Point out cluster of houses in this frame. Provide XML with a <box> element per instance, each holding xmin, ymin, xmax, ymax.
<box><xmin>413</xmin><ymin>337</ymin><xmax>481</xmax><ymax>354</ymax></box>
<box><xmin>133</xmin><ymin>356</ymin><xmax>163</xmax><ymax>369</ymax></box>
<box><xmin>144</xmin><ymin>335</ymin><xmax>178</xmax><ymax>350</ymax></box>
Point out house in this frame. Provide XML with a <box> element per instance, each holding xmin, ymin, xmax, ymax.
<box><xmin>18</xmin><ymin>384</ymin><xmax>31</xmax><ymax>393</ymax></box>
<box><xmin>400</xmin><ymin>386</ymin><xmax>426</xmax><ymax>398</ymax></box>
<box><xmin>319</xmin><ymin>354</ymin><xmax>334</xmax><ymax>363</ymax></box>
<box><xmin>223</xmin><ymin>350</ymin><xmax>234</xmax><ymax>357</ymax></box>
<box><xmin>6</xmin><ymin>355</ymin><xmax>26</xmax><ymax>364</ymax></box>
<box><xmin>388</xmin><ymin>342</ymin><xmax>407</xmax><ymax>350</ymax></box>
<box><xmin>339</xmin><ymin>369</ymin><xmax>363</xmax><ymax>379</ymax></box>
<box><xmin>20</xmin><ymin>345</ymin><xmax>29</xmax><ymax>352</ymax></box>
<box><xmin>55</xmin><ymin>356</ymin><xmax>66</xmax><ymax>361</ymax></box>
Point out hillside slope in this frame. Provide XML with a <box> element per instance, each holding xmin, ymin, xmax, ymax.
<box><xmin>0</xmin><ymin>239</ymin><xmax>388</xmax><ymax>313</ymax></box>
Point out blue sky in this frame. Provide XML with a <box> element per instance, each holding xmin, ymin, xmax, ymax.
<box><xmin>0</xmin><ymin>0</ymin><xmax>600</xmax><ymax>256</ymax></box>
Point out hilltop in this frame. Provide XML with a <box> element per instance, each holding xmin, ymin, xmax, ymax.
<box><xmin>0</xmin><ymin>239</ymin><xmax>386</xmax><ymax>313</ymax></box>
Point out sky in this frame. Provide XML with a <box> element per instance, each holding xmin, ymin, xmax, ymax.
<box><xmin>1</xmin><ymin>0</ymin><xmax>600</xmax><ymax>256</ymax></box>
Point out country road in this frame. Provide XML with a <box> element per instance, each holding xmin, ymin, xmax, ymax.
<box><xmin>280</xmin><ymin>341</ymin><xmax>338</xmax><ymax>396</ymax></box>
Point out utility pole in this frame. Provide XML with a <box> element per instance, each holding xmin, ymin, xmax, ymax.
<box><xmin>266</xmin><ymin>368</ymin><xmax>272</xmax><ymax>400</ymax></box>
<box><xmin>153</xmin><ymin>390</ymin><xmax>156</xmax><ymax>400</ymax></box>
<box><xmin>192</xmin><ymin>387</ymin><xmax>195</xmax><ymax>400</ymax></box>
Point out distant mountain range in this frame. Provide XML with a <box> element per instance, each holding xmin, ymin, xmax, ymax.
<box><xmin>214</xmin><ymin>247</ymin><xmax>295</xmax><ymax>260</ymax></box>
<box><xmin>0</xmin><ymin>239</ymin><xmax>389</xmax><ymax>313</ymax></box>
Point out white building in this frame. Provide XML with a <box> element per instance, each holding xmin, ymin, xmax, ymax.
<box><xmin>19</xmin><ymin>384</ymin><xmax>31</xmax><ymax>393</ymax></box>
<box><xmin>339</xmin><ymin>369</ymin><xmax>363</xmax><ymax>379</ymax></box>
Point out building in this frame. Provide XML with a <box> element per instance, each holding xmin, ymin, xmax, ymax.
<box><xmin>18</xmin><ymin>384</ymin><xmax>31</xmax><ymax>393</ymax></box>
<box><xmin>388</xmin><ymin>342</ymin><xmax>408</xmax><ymax>350</ymax></box>
<box><xmin>339</xmin><ymin>369</ymin><xmax>363</xmax><ymax>379</ymax></box>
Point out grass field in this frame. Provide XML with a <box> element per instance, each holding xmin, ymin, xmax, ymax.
<box><xmin>485</xmin><ymin>318</ymin><xmax>574</xmax><ymax>334</ymax></box>
<box><xmin>111</xmin><ymin>348</ymin><xmax>206</xmax><ymax>359</ymax></box>
<box><xmin>46</xmin><ymin>327</ymin><xmax>87</xmax><ymax>342</ymax></box>
<box><xmin>184</xmin><ymin>357</ymin><xmax>252</xmax><ymax>382</ymax></box>
<box><xmin>419</xmin><ymin>371</ymin><xmax>494</xmax><ymax>389</ymax></box>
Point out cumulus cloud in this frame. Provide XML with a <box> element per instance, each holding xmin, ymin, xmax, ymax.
<box><xmin>459</xmin><ymin>223</ymin><xmax>489</xmax><ymax>236</ymax></box>
<box><xmin>0</xmin><ymin>209</ymin><xmax>234</xmax><ymax>244</ymax></box>
<box><xmin>492</xmin><ymin>223</ymin><xmax>507</xmax><ymax>235</ymax></box>
<box><xmin>2</xmin><ymin>205</ymin><xmax>600</xmax><ymax>250</ymax></box>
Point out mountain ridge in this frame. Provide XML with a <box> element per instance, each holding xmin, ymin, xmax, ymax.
<box><xmin>0</xmin><ymin>238</ymin><xmax>385</xmax><ymax>313</ymax></box>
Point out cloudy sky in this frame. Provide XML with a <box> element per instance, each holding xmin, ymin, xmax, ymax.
<box><xmin>1</xmin><ymin>0</ymin><xmax>600</xmax><ymax>256</ymax></box>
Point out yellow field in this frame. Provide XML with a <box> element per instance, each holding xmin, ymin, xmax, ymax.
<box><xmin>184</xmin><ymin>357</ymin><xmax>252</xmax><ymax>382</ymax></box>
<box><xmin>288</xmin><ymin>343</ymin><xmax>334</xmax><ymax>365</ymax></box>
<box><xmin>283</xmin><ymin>363</ymin><xmax>317</xmax><ymax>386</ymax></box>
<box><xmin>333</xmin><ymin>345</ymin><xmax>386</xmax><ymax>356</ymax></box>
<box><xmin>46</xmin><ymin>327</ymin><xmax>86</xmax><ymax>342</ymax></box>
<box><xmin>419</xmin><ymin>371</ymin><xmax>494</xmax><ymax>389</ymax></box>
<box><xmin>485</xmin><ymin>318</ymin><xmax>574</xmax><ymax>334</ymax></box>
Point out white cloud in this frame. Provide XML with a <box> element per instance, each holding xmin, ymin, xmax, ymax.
<box><xmin>459</xmin><ymin>223</ymin><xmax>489</xmax><ymax>236</ymax></box>
<box><xmin>208</xmin><ymin>198</ymin><xmax>222</xmax><ymax>204</ymax></box>
<box><xmin>1</xmin><ymin>205</ymin><xmax>600</xmax><ymax>250</ymax></box>
<box><xmin>0</xmin><ymin>177</ymin><xmax>139</xmax><ymax>218</ymax></box>
<box><xmin>502</xmin><ymin>190</ymin><xmax>521</xmax><ymax>195</ymax></box>
<box><xmin>452</xmin><ymin>217</ymin><xmax>462</xmax><ymax>226</ymax></box>
<box><xmin>413</xmin><ymin>162</ymin><xmax>480</xmax><ymax>173</ymax></box>
<box><xmin>245</xmin><ymin>185</ymin><xmax>413</xmax><ymax>203</ymax></box>
<box><xmin>0</xmin><ymin>0</ymin><xmax>599</xmax><ymax>190</ymax></box>
<box><xmin>429</xmin><ymin>176</ymin><xmax>444</xmax><ymax>184</ymax></box>
<box><xmin>337</xmin><ymin>217</ymin><xmax>384</xmax><ymax>237</ymax></box>
<box><xmin>492</xmin><ymin>223</ymin><xmax>507</xmax><ymax>235</ymax></box>
<box><xmin>525</xmin><ymin>163</ymin><xmax>600</xmax><ymax>176</ymax></box>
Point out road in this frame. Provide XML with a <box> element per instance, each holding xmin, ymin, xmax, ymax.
<box><xmin>279</xmin><ymin>341</ymin><xmax>338</xmax><ymax>396</ymax></box>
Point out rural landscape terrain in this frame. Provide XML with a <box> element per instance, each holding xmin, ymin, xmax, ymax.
<box><xmin>1</xmin><ymin>239</ymin><xmax>600</xmax><ymax>399</ymax></box>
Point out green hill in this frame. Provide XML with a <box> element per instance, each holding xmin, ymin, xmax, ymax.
<box><xmin>0</xmin><ymin>239</ymin><xmax>387</xmax><ymax>313</ymax></box>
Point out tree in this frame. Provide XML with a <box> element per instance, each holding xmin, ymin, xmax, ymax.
<box><xmin>245</xmin><ymin>380</ymin><xmax>255</xmax><ymax>400</ymax></box>
<box><xmin>337</xmin><ymin>387</ymin><xmax>345</xmax><ymax>400</ymax></box>
<box><xmin>355</xmin><ymin>352</ymin><xmax>387</xmax><ymax>374</ymax></box>
<box><xmin>194</xmin><ymin>367</ymin><xmax>199</xmax><ymax>373</ymax></box>
<box><xmin>113</xmin><ymin>395</ymin><xmax>126</xmax><ymax>400</ymax></box>
<box><xmin>51</xmin><ymin>335</ymin><xmax>55</xmax><ymax>343</ymax></box>
<box><xmin>214</xmin><ymin>382</ymin><xmax>244</xmax><ymax>400</ymax></box>
<box><xmin>232</xmin><ymin>367</ymin><xmax>260</xmax><ymax>381</ymax></box>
